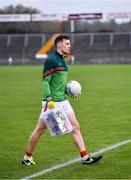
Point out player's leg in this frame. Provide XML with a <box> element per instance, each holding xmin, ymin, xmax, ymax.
<box><xmin>67</xmin><ymin>112</ymin><xmax>86</xmax><ymax>152</ymax></box>
<box><xmin>62</xmin><ymin>100</ymin><xmax>102</xmax><ymax>164</ymax></box>
<box><xmin>22</xmin><ymin>101</ymin><xmax>48</xmax><ymax>165</ymax></box>
<box><xmin>22</xmin><ymin>117</ymin><xmax>47</xmax><ymax>165</ymax></box>
<box><xmin>67</xmin><ymin>112</ymin><xmax>102</xmax><ymax>164</ymax></box>
<box><xmin>27</xmin><ymin>118</ymin><xmax>47</xmax><ymax>153</ymax></box>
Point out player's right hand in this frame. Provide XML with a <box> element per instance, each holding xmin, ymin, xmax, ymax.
<box><xmin>46</xmin><ymin>96</ymin><xmax>52</xmax><ymax>102</ymax></box>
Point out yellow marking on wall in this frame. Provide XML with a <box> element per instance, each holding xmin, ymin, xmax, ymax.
<box><xmin>37</xmin><ymin>34</ymin><xmax>59</xmax><ymax>55</ymax></box>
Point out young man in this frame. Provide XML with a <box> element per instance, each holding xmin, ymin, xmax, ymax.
<box><xmin>22</xmin><ymin>35</ymin><xmax>102</xmax><ymax>165</ymax></box>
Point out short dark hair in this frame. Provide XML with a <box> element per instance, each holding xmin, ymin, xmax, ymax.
<box><xmin>54</xmin><ymin>35</ymin><xmax>70</xmax><ymax>46</ymax></box>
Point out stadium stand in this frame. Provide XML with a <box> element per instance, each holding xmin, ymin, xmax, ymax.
<box><xmin>0</xmin><ymin>34</ymin><xmax>46</xmax><ymax>65</ymax></box>
<box><xmin>71</xmin><ymin>32</ymin><xmax>131</xmax><ymax>64</ymax></box>
<box><xmin>91</xmin><ymin>33</ymin><xmax>110</xmax><ymax>49</ymax></box>
<box><xmin>110</xmin><ymin>33</ymin><xmax>130</xmax><ymax>50</ymax></box>
<box><xmin>25</xmin><ymin>35</ymin><xmax>44</xmax><ymax>60</ymax></box>
<box><xmin>0</xmin><ymin>33</ymin><xmax>131</xmax><ymax>65</ymax></box>
<box><xmin>0</xmin><ymin>35</ymin><xmax>8</xmax><ymax>63</ymax></box>
<box><xmin>7</xmin><ymin>35</ymin><xmax>25</xmax><ymax>64</ymax></box>
<box><xmin>71</xmin><ymin>34</ymin><xmax>90</xmax><ymax>53</ymax></box>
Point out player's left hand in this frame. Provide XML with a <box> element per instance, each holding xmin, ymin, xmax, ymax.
<box><xmin>70</xmin><ymin>95</ymin><xmax>78</xmax><ymax>98</ymax></box>
<box><xmin>68</xmin><ymin>91</ymin><xmax>81</xmax><ymax>98</ymax></box>
<box><xmin>71</xmin><ymin>91</ymin><xmax>81</xmax><ymax>98</ymax></box>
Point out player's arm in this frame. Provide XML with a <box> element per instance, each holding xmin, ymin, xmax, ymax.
<box><xmin>42</xmin><ymin>58</ymin><xmax>55</xmax><ymax>101</ymax></box>
<box><xmin>42</xmin><ymin>75</ymin><xmax>52</xmax><ymax>100</ymax></box>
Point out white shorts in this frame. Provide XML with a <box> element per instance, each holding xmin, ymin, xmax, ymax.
<box><xmin>39</xmin><ymin>99</ymin><xmax>74</xmax><ymax>120</ymax></box>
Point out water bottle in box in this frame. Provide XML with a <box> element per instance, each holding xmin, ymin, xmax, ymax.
<box><xmin>43</xmin><ymin>108</ymin><xmax>73</xmax><ymax>136</ymax></box>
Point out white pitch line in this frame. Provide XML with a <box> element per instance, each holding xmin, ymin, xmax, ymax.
<box><xmin>21</xmin><ymin>139</ymin><xmax>131</xmax><ymax>180</ymax></box>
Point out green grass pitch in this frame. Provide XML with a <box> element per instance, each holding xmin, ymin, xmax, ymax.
<box><xmin>0</xmin><ymin>65</ymin><xmax>131</xmax><ymax>179</ymax></box>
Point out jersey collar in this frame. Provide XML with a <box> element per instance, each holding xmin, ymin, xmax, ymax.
<box><xmin>55</xmin><ymin>51</ymin><xmax>64</xmax><ymax>58</ymax></box>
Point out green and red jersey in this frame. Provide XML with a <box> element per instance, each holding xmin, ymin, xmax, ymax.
<box><xmin>42</xmin><ymin>51</ymin><xmax>68</xmax><ymax>101</ymax></box>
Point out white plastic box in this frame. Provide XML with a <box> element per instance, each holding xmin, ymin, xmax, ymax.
<box><xmin>42</xmin><ymin>108</ymin><xmax>73</xmax><ymax>136</ymax></box>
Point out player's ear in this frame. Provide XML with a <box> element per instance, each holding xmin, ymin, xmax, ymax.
<box><xmin>57</xmin><ymin>42</ymin><xmax>62</xmax><ymax>48</ymax></box>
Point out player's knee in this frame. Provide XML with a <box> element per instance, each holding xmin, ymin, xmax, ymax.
<box><xmin>34</xmin><ymin>119</ymin><xmax>47</xmax><ymax>136</ymax></box>
<box><xmin>72</xmin><ymin>122</ymin><xmax>80</xmax><ymax>133</ymax></box>
<box><xmin>39</xmin><ymin>128</ymin><xmax>45</xmax><ymax>135</ymax></box>
<box><xmin>35</xmin><ymin>126</ymin><xmax>45</xmax><ymax>136</ymax></box>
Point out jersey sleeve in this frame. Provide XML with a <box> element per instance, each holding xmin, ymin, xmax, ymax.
<box><xmin>42</xmin><ymin>57</ymin><xmax>55</xmax><ymax>100</ymax></box>
<box><xmin>42</xmin><ymin>74</ymin><xmax>52</xmax><ymax>99</ymax></box>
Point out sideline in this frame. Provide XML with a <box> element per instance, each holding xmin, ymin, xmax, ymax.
<box><xmin>21</xmin><ymin>139</ymin><xmax>131</xmax><ymax>179</ymax></box>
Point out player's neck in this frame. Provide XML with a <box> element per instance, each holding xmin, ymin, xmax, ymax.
<box><xmin>56</xmin><ymin>49</ymin><xmax>64</xmax><ymax>56</ymax></box>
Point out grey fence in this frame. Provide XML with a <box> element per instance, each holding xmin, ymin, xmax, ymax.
<box><xmin>0</xmin><ymin>32</ymin><xmax>131</xmax><ymax>65</ymax></box>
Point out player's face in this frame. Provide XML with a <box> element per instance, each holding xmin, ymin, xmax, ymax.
<box><xmin>59</xmin><ymin>39</ymin><xmax>71</xmax><ymax>55</ymax></box>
